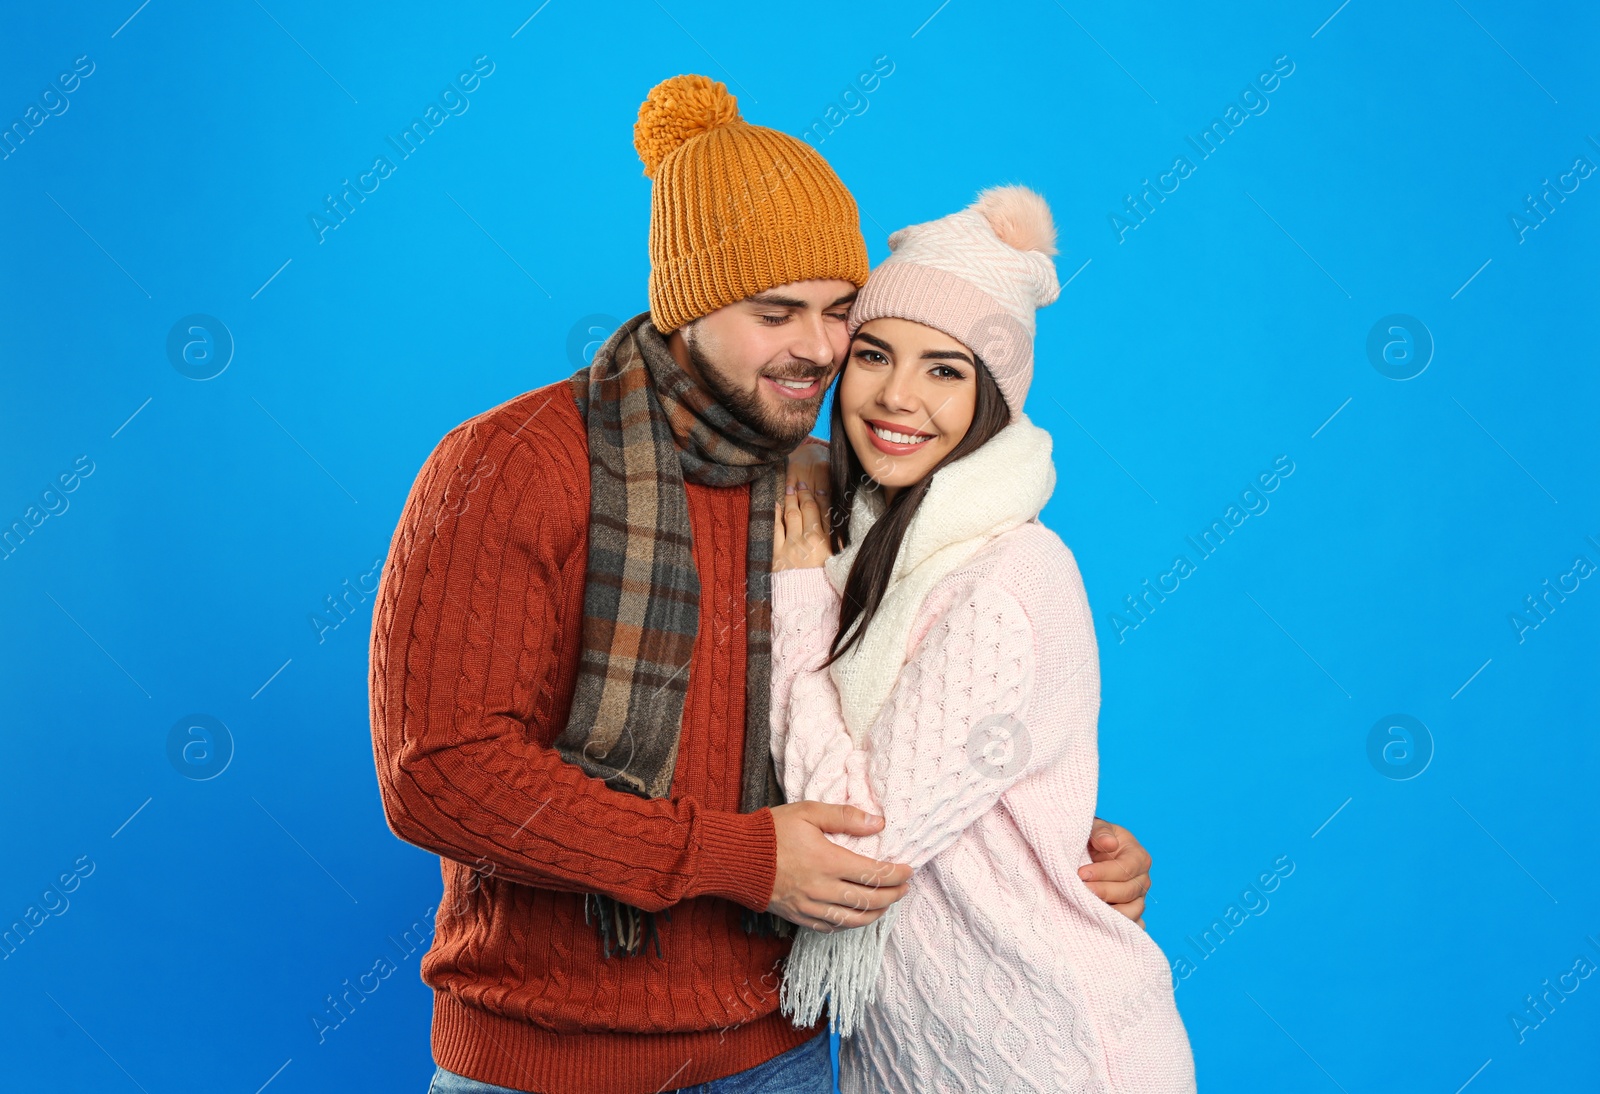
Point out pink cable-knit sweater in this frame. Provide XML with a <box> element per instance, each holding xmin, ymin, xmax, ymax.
<box><xmin>770</xmin><ymin>521</ymin><xmax>1196</xmax><ymax>1094</ymax></box>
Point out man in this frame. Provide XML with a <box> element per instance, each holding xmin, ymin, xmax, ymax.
<box><xmin>368</xmin><ymin>74</ymin><xmax>1154</xmax><ymax>1094</ymax></box>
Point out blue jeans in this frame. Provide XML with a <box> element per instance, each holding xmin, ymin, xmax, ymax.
<box><xmin>425</xmin><ymin>1030</ymin><xmax>833</xmax><ymax>1093</ymax></box>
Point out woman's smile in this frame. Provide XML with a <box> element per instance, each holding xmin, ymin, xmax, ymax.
<box><xmin>863</xmin><ymin>417</ymin><xmax>937</xmax><ymax>454</ymax></box>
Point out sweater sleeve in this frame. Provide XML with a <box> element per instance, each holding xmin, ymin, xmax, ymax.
<box><xmin>768</xmin><ymin>566</ymin><xmax>842</xmax><ymax>784</ymax></box>
<box><xmin>368</xmin><ymin>412</ymin><xmax>776</xmax><ymax>914</ymax></box>
<box><xmin>771</xmin><ymin>570</ymin><xmax>1062</xmax><ymax>870</ymax></box>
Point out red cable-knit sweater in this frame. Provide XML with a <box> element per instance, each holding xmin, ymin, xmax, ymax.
<box><xmin>368</xmin><ymin>378</ymin><xmax>824</xmax><ymax>1094</ymax></box>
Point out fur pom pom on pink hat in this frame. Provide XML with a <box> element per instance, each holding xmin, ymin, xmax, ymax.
<box><xmin>848</xmin><ymin>185</ymin><xmax>1062</xmax><ymax>421</ymax></box>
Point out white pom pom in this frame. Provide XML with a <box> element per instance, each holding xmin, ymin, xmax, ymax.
<box><xmin>971</xmin><ymin>185</ymin><xmax>1057</xmax><ymax>256</ymax></box>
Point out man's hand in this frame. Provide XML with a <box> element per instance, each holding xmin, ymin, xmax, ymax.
<box><xmin>769</xmin><ymin>802</ymin><xmax>912</xmax><ymax>932</ymax></box>
<box><xmin>1080</xmin><ymin>817</ymin><xmax>1152</xmax><ymax>929</ymax></box>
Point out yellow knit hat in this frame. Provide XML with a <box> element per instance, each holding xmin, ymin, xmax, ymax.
<box><xmin>634</xmin><ymin>74</ymin><xmax>870</xmax><ymax>333</ymax></box>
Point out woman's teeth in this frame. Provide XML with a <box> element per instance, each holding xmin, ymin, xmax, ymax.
<box><xmin>871</xmin><ymin>424</ymin><xmax>930</xmax><ymax>444</ymax></box>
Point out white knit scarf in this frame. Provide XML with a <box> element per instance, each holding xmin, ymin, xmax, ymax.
<box><xmin>779</xmin><ymin>415</ymin><xmax>1057</xmax><ymax>1036</ymax></box>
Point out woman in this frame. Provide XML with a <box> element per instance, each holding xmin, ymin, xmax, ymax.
<box><xmin>768</xmin><ymin>186</ymin><xmax>1195</xmax><ymax>1093</ymax></box>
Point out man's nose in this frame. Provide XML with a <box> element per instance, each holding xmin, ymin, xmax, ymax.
<box><xmin>788</xmin><ymin>312</ymin><xmax>836</xmax><ymax>369</ymax></box>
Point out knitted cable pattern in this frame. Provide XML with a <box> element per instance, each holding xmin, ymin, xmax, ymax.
<box><xmin>769</xmin><ymin>522</ymin><xmax>1196</xmax><ymax>1094</ymax></box>
<box><xmin>368</xmin><ymin>383</ymin><xmax>822</xmax><ymax>1091</ymax></box>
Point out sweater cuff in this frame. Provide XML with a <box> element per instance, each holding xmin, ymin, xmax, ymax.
<box><xmin>690</xmin><ymin>806</ymin><xmax>778</xmax><ymax>913</ymax></box>
<box><xmin>771</xmin><ymin>567</ymin><xmax>838</xmax><ymax>615</ymax></box>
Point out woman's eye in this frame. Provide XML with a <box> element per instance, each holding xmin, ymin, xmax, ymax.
<box><xmin>854</xmin><ymin>349</ymin><xmax>886</xmax><ymax>365</ymax></box>
<box><xmin>933</xmin><ymin>365</ymin><xmax>963</xmax><ymax>379</ymax></box>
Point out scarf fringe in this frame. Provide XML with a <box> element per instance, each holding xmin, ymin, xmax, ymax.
<box><xmin>584</xmin><ymin>894</ymin><xmax>669</xmax><ymax>959</ymax></box>
<box><xmin>742</xmin><ymin>907</ymin><xmax>796</xmax><ymax>940</ymax></box>
<box><xmin>779</xmin><ymin>903</ymin><xmax>901</xmax><ymax>1036</ymax></box>
<box><xmin>584</xmin><ymin>895</ymin><xmax>792</xmax><ymax>958</ymax></box>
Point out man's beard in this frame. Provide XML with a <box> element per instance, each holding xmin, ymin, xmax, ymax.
<box><xmin>682</xmin><ymin>328</ymin><xmax>826</xmax><ymax>449</ymax></box>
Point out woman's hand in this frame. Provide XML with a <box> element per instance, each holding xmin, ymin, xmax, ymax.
<box><xmin>1080</xmin><ymin>817</ymin><xmax>1153</xmax><ymax>929</ymax></box>
<box><xmin>785</xmin><ymin>438</ymin><xmax>831</xmax><ymax>496</ymax></box>
<box><xmin>773</xmin><ymin>478</ymin><xmax>832</xmax><ymax>571</ymax></box>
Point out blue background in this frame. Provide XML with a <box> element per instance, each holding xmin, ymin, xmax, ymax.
<box><xmin>3</xmin><ymin>1</ymin><xmax>1596</xmax><ymax>1090</ymax></box>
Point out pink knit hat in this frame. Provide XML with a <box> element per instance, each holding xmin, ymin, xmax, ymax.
<box><xmin>848</xmin><ymin>185</ymin><xmax>1062</xmax><ymax>421</ymax></box>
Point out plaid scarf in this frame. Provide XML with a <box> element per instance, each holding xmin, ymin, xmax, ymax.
<box><xmin>562</xmin><ymin>310</ymin><xmax>794</xmax><ymax>957</ymax></box>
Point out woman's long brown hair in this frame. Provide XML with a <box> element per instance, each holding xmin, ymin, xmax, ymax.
<box><xmin>823</xmin><ymin>347</ymin><xmax>1011</xmax><ymax>668</ymax></box>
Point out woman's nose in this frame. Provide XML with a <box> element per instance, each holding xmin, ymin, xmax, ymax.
<box><xmin>876</xmin><ymin>366</ymin><xmax>918</xmax><ymax>413</ymax></box>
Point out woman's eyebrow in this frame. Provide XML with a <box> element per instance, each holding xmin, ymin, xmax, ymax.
<box><xmin>854</xmin><ymin>331</ymin><xmax>894</xmax><ymax>353</ymax></box>
<box><xmin>920</xmin><ymin>349</ymin><xmax>974</xmax><ymax>365</ymax></box>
